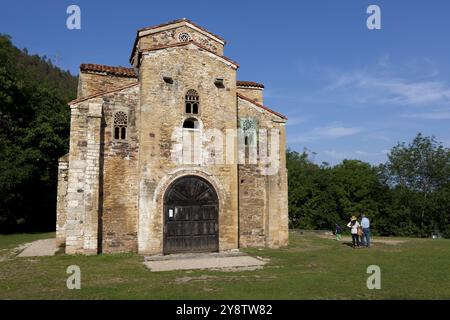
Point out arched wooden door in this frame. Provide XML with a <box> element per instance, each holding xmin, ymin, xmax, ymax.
<box><xmin>163</xmin><ymin>176</ymin><xmax>219</xmax><ymax>254</ymax></box>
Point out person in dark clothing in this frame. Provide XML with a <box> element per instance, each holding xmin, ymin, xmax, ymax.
<box><xmin>335</xmin><ymin>223</ymin><xmax>342</xmax><ymax>241</ymax></box>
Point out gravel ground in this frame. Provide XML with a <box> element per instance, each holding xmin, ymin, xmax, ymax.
<box><xmin>143</xmin><ymin>253</ymin><xmax>268</xmax><ymax>272</ymax></box>
<box><xmin>17</xmin><ymin>239</ymin><xmax>57</xmax><ymax>257</ymax></box>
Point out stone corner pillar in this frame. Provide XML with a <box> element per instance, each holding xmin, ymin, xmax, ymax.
<box><xmin>65</xmin><ymin>104</ymin><xmax>87</xmax><ymax>254</ymax></box>
<box><xmin>265</xmin><ymin>122</ymin><xmax>289</xmax><ymax>248</ymax></box>
<box><xmin>65</xmin><ymin>102</ymin><xmax>103</xmax><ymax>255</ymax></box>
<box><xmin>82</xmin><ymin>102</ymin><xmax>103</xmax><ymax>254</ymax></box>
<box><xmin>56</xmin><ymin>154</ymin><xmax>69</xmax><ymax>248</ymax></box>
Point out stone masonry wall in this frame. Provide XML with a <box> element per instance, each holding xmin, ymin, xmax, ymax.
<box><xmin>65</xmin><ymin>100</ymin><xmax>103</xmax><ymax>254</ymax></box>
<box><xmin>236</xmin><ymin>87</ymin><xmax>264</xmax><ymax>104</ymax></box>
<box><xmin>78</xmin><ymin>72</ymin><xmax>137</xmax><ymax>98</ymax></box>
<box><xmin>100</xmin><ymin>85</ymin><xmax>140</xmax><ymax>253</ymax></box>
<box><xmin>237</xmin><ymin>97</ymin><xmax>289</xmax><ymax>248</ymax></box>
<box><xmin>56</xmin><ymin>154</ymin><xmax>69</xmax><ymax>247</ymax></box>
<box><xmin>82</xmin><ymin>102</ymin><xmax>103</xmax><ymax>255</ymax></box>
<box><xmin>136</xmin><ymin>44</ymin><xmax>238</xmax><ymax>255</ymax></box>
<box><xmin>65</xmin><ymin>102</ymin><xmax>89</xmax><ymax>254</ymax></box>
<box><xmin>238</xmin><ymin>164</ymin><xmax>266</xmax><ymax>247</ymax></box>
<box><xmin>138</xmin><ymin>25</ymin><xmax>224</xmax><ymax>57</ymax></box>
<box><xmin>61</xmin><ymin>21</ymin><xmax>288</xmax><ymax>255</ymax></box>
<box><xmin>267</xmin><ymin>122</ymin><xmax>289</xmax><ymax>247</ymax></box>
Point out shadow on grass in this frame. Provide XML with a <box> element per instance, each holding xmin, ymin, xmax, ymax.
<box><xmin>341</xmin><ymin>242</ymin><xmax>369</xmax><ymax>249</ymax></box>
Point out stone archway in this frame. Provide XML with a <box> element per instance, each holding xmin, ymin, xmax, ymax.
<box><xmin>163</xmin><ymin>175</ymin><xmax>219</xmax><ymax>254</ymax></box>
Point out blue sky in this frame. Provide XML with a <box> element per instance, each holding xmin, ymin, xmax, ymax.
<box><xmin>1</xmin><ymin>0</ymin><xmax>449</xmax><ymax>165</ymax></box>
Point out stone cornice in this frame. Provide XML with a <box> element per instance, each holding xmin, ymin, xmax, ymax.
<box><xmin>138</xmin><ymin>41</ymin><xmax>239</xmax><ymax>69</ymax></box>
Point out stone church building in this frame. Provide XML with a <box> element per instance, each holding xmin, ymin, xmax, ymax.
<box><xmin>56</xmin><ymin>18</ymin><xmax>288</xmax><ymax>255</ymax></box>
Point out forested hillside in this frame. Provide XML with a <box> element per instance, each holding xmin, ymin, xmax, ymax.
<box><xmin>0</xmin><ymin>34</ymin><xmax>77</xmax><ymax>233</ymax></box>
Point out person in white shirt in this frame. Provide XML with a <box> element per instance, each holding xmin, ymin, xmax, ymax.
<box><xmin>361</xmin><ymin>214</ymin><xmax>371</xmax><ymax>247</ymax></box>
<box><xmin>347</xmin><ymin>216</ymin><xmax>361</xmax><ymax>248</ymax></box>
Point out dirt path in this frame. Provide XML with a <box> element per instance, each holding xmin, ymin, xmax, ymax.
<box><xmin>317</xmin><ymin>234</ymin><xmax>407</xmax><ymax>245</ymax></box>
<box><xmin>17</xmin><ymin>239</ymin><xmax>57</xmax><ymax>257</ymax></box>
<box><xmin>143</xmin><ymin>252</ymin><xmax>268</xmax><ymax>272</ymax></box>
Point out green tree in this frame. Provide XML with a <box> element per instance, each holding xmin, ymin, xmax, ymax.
<box><xmin>287</xmin><ymin>149</ymin><xmax>390</xmax><ymax>233</ymax></box>
<box><xmin>380</xmin><ymin>133</ymin><xmax>450</xmax><ymax>237</ymax></box>
<box><xmin>330</xmin><ymin>160</ymin><xmax>388</xmax><ymax>233</ymax></box>
<box><xmin>0</xmin><ymin>34</ymin><xmax>77</xmax><ymax>233</ymax></box>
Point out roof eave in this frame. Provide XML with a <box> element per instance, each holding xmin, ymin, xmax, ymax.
<box><xmin>237</xmin><ymin>93</ymin><xmax>288</xmax><ymax>120</ymax></box>
<box><xmin>137</xmin><ymin>41</ymin><xmax>239</xmax><ymax>69</ymax></box>
<box><xmin>68</xmin><ymin>83</ymin><xmax>139</xmax><ymax>105</ymax></box>
<box><xmin>130</xmin><ymin>18</ymin><xmax>226</xmax><ymax>64</ymax></box>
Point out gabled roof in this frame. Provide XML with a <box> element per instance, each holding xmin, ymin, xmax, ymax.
<box><xmin>237</xmin><ymin>93</ymin><xmax>288</xmax><ymax>120</ymax></box>
<box><xmin>130</xmin><ymin>18</ymin><xmax>225</xmax><ymax>63</ymax></box>
<box><xmin>138</xmin><ymin>18</ymin><xmax>226</xmax><ymax>42</ymax></box>
<box><xmin>137</xmin><ymin>41</ymin><xmax>239</xmax><ymax>69</ymax></box>
<box><xmin>78</xmin><ymin>65</ymin><xmax>265</xmax><ymax>87</ymax></box>
<box><xmin>68</xmin><ymin>83</ymin><xmax>139</xmax><ymax>105</ymax></box>
<box><xmin>68</xmin><ymin>82</ymin><xmax>286</xmax><ymax>120</ymax></box>
<box><xmin>237</xmin><ymin>81</ymin><xmax>264</xmax><ymax>89</ymax></box>
<box><xmin>80</xmin><ymin>64</ymin><xmax>137</xmax><ymax>78</ymax></box>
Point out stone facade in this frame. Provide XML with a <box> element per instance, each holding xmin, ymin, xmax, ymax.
<box><xmin>237</xmin><ymin>95</ymin><xmax>289</xmax><ymax>248</ymax></box>
<box><xmin>57</xmin><ymin>18</ymin><xmax>288</xmax><ymax>255</ymax></box>
<box><xmin>77</xmin><ymin>66</ymin><xmax>137</xmax><ymax>98</ymax></box>
<box><xmin>236</xmin><ymin>82</ymin><xmax>264</xmax><ymax>104</ymax></box>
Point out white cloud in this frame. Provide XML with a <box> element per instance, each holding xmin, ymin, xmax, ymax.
<box><xmin>315</xmin><ymin>126</ymin><xmax>362</xmax><ymax>138</ymax></box>
<box><xmin>287</xmin><ymin>125</ymin><xmax>362</xmax><ymax>143</ymax></box>
<box><xmin>324</xmin><ymin>149</ymin><xmax>350</xmax><ymax>160</ymax></box>
<box><xmin>285</xmin><ymin>116</ymin><xmax>307</xmax><ymax>127</ymax></box>
<box><xmin>323</xmin><ymin>149</ymin><xmax>388</xmax><ymax>161</ymax></box>
<box><xmin>329</xmin><ymin>71</ymin><xmax>450</xmax><ymax>106</ymax></box>
<box><xmin>444</xmin><ymin>140</ymin><xmax>450</xmax><ymax>148</ymax></box>
<box><xmin>402</xmin><ymin>111</ymin><xmax>450</xmax><ymax>120</ymax></box>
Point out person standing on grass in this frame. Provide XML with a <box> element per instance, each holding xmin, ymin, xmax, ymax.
<box><xmin>347</xmin><ymin>216</ymin><xmax>361</xmax><ymax>248</ymax></box>
<box><xmin>361</xmin><ymin>214</ymin><xmax>371</xmax><ymax>248</ymax></box>
<box><xmin>335</xmin><ymin>223</ymin><xmax>342</xmax><ymax>241</ymax></box>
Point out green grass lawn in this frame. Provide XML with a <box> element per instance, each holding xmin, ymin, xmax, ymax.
<box><xmin>1</xmin><ymin>231</ymin><xmax>449</xmax><ymax>299</ymax></box>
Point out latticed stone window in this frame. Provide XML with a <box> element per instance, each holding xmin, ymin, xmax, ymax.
<box><xmin>178</xmin><ymin>32</ymin><xmax>192</xmax><ymax>42</ymax></box>
<box><xmin>185</xmin><ymin>89</ymin><xmax>199</xmax><ymax>114</ymax></box>
<box><xmin>113</xmin><ymin>111</ymin><xmax>128</xmax><ymax>140</ymax></box>
<box><xmin>240</xmin><ymin>117</ymin><xmax>258</xmax><ymax>144</ymax></box>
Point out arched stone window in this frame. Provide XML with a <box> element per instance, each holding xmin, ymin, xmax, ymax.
<box><xmin>182</xmin><ymin>117</ymin><xmax>201</xmax><ymax>164</ymax></box>
<box><xmin>182</xmin><ymin>117</ymin><xmax>200</xmax><ymax>129</ymax></box>
<box><xmin>185</xmin><ymin>89</ymin><xmax>199</xmax><ymax>114</ymax></box>
<box><xmin>113</xmin><ymin>111</ymin><xmax>128</xmax><ymax>140</ymax></box>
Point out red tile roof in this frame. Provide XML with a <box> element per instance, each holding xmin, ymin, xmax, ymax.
<box><xmin>80</xmin><ymin>64</ymin><xmax>137</xmax><ymax>78</ymax></box>
<box><xmin>237</xmin><ymin>93</ymin><xmax>288</xmax><ymax>120</ymax></box>
<box><xmin>237</xmin><ymin>81</ymin><xmax>265</xmax><ymax>89</ymax></box>
<box><xmin>68</xmin><ymin>83</ymin><xmax>139</xmax><ymax>105</ymax></box>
